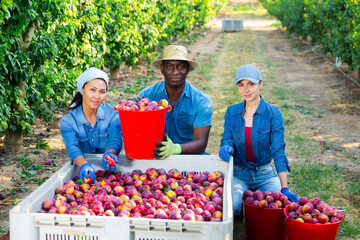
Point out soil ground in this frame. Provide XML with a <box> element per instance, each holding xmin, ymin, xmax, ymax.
<box><xmin>1</xmin><ymin>0</ymin><xmax>360</xmax><ymax>239</ymax></box>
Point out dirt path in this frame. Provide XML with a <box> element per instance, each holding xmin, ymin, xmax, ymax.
<box><xmin>258</xmin><ymin>29</ymin><xmax>360</xmax><ymax>171</ymax></box>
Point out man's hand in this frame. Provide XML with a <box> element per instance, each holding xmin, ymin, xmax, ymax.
<box><xmin>154</xmin><ymin>133</ymin><xmax>182</xmax><ymax>159</ymax></box>
<box><xmin>79</xmin><ymin>163</ymin><xmax>96</xmax><ymax>183</ymax></box>
<box><xmin>128</xmin><ymin>96</ymin><xmax>144</xmax><ymax>103</ymax></box>
<box><xmin>281</xmin><ymin>187</ymin><xmax>299</xmax><ymax>202</ymax></box>
<box><xmin>218</xmin><ymin>145</ymin><xmax>234</xmax><ymax>162</ymax></box>
<box><xmin>102</xmin><ymin>152</ymin><xmax>119</xmax><ymax>171</ymax></box>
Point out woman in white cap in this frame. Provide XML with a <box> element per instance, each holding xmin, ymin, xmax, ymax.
<box><xmin>60</xmin><ymin>67</ymin><xmax>122</xmax><ymax>183</ymax></box>
<box><xmin>218</xmin><ymin>64</ymin><xmax>298</xmax><ymax>218</ymax></box>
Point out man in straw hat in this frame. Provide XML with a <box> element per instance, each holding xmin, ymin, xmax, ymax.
<box><xmin>139</xmin><ymin>45</ymin><xmax>213</xmax><ymax>159</ymax></box>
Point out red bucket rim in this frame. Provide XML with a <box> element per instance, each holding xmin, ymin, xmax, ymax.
<box><xmin>113</xmin><ymin>104</ymin><xmax>172</xmax><ymax>113</ymax></box>
<box><xmin>283</xmin><ymin>205</ymin><xmax>344</xmax><ymax>225</ymax></box>
<box><xmin>242</xmin><ymin>198</ymin><xmax>285</xmax><ymax>211</ymax></box>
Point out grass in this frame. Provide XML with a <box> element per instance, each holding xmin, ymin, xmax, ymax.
<box><xmin>281</xmin><ymin>103</ymin><xmax>321</xmax><ymax>116</ymax></box>
<box><xmin>290</xmin><ymin>162</ymin><xmax>344</xmax><ymax>198</ymax></box>
<box><xmin>269</xmin><ymin>21</ymin><xmax>282</xmax><ymax>27</ymax></box>
<box><xmin>344</xmin><ymin>148</ymin><xmax>359</xmax><ymax>162</ymax></box>
<box><xmin>270</xmin><ymin>86</ymin><xmax>289</xmax><ymax>100</ymax></box>
<box><xmin>289</xmin><ymin>134</ymin><xmax>318</xmax><ymax>157</ymax></box>
<box><xmin>0</xmin><ymin>218</ymin><xmax>8</xmax><ymax>234</ymax></box>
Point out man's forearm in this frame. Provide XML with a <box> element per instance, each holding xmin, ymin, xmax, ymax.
<box><xmin>180</xmin><ymin>138</ymin><xmax>208</xmax><ymax>154</ymax></box>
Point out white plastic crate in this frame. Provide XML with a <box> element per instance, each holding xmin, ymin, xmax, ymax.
<box><xmin>221</xmin><ymin>19</ymin><xmax>244</xmax><ymax>32</ymax></box>
<box><xmin>10</xmin><ymin>154</ymin><xmax>233</xmax><ymax>240</ymax></box>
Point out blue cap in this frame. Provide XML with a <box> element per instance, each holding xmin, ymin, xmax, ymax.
<box><xmin>76</xmin><ymin>67</ymin><xmax>109</xmax><ymax>94</ymax></box>
<box><xmin>234</xmin><ymin>64</ymin><xmax>262</xmax><ymax>85</ymax></box>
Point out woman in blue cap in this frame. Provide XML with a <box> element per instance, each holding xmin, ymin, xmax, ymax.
<box><xmin>60</xmin><ymin>67</ymin><xmax>122</xmax><ymax>183</ymax></box>
<box><xmin>218</xmin><ymin>64</ymin><xmax>298</xmax><ymax>218</ymax></box>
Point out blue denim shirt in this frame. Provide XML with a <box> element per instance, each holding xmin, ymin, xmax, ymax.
<box><xmin>221</xmin><ymin>97</ymin><xmax>290</xmax><ymax>173</ymax></box>
<box><xmin>60</xmin><ymin>103</ymin><xmax>122</xmax><ymax>163</ymax></box>
<box><xmin>139</xmin><ymin>81</ymin><xmax>213</xmax><ymax>144</ymax></box>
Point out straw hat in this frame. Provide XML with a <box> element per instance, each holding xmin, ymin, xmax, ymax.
<box><xmin>151</xmin><ymin>45</ymin><xmax>199</xmax><ymax>72</ymax></box>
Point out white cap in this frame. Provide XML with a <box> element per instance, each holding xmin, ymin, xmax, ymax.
<box><xmin>76</xmin><ymin>67</ymin><xmax>109</xmax><ymax>94</ymax></box>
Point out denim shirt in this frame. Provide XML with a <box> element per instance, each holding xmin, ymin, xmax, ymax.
<box><xmin>139</xmin><ymin>81</ymin><xmax>213</xmax><ymax>144</ymax></box>
<box><xmin>60</xmin><ymin>103</ymin><xmax>122</xmax><ymax>163</ymax></box>
<box><xmin>221</xmin><ymin>97</ymin><xmax>290</xmax><ymax>173</ymax></box>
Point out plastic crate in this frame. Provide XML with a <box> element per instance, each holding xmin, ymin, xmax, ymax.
<box><xmin>221</xmin><ymin>19</ymin><xmax>244</xmax><ymax>32</ymax></box>
<box><xmin>10</xmin><ymin>154</ymin><xmax>233</xmax><ymax>240</ymax></box>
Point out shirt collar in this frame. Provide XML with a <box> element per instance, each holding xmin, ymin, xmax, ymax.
<box><xmin>159</xmin><ymin>81</ymin><xmax>167</xmax><ymax>94</ymax></box>
<box><xmin>255</xmin><ymin>96</ymin><xmax>266</xmax><ymax>115</ymax></box>
<box><xmin>183</xmin><ymin>82</ymin><xmax>191</xmax><ymax>98</ymax></box>
<box><xmin>161</xmin><ymin>81</ymin><xmax>191</xmax><ymax>98</ymax></box>
<box><xmin>238</xmin><ymin>95</ymin><xmax>266</xmax><ymax>115</ymax></box>
<box><xmin>73</xmin><ymin>104</ymin><xmax>105</xmax><ymax>125</ymax></box>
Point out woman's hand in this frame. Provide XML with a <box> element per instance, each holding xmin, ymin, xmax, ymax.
<box><xmin>281</xmin><ymin>187</ymin><xmax>299</xmax><ymax>202</ymax></box>
<box><xmin>102</xmin><ymin>152</ymin><xmax>119</xmax><ymax>170</ymax></box>
<box><xmin>80</xmin><ymin>163</ymin><xmax>96</xmax><ymax>183</ymax></box>
<box><xmin>219</xmin><ymin>146</ymin><xmax>234</xmax><ymax>162</ymax></box>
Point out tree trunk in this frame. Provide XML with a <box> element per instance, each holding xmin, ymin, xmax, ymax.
<box><xmin>4</xmin><ymin>129</ymin><xmax>23</xmax><ymax>153</ymax></box>
<box><xmin>4</xmin><ymin>22</ymin><xmax>35</xmax><ymax>153</ymax></box>
<box><xmin>5</xmin><ymin>78</ymin><xmax>26</xmax><ymax>153</ymax></box>
<box><xmin>110</xmin><ymin>67</ymin><xmax>120</xmax><ymax>81</ymax></box>
<box><xmin>358</xmin><ymin>69</ymin><xmax>360</xmax><ymax>84</ymax></box>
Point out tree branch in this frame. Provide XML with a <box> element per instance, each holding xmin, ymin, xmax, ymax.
<box><xmin>20</xmin><ymin>21</ymin><xmax>36</xmax><ymax>51</ymax></box>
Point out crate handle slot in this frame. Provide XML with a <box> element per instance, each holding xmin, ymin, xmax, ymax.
<box><xmin>62</xmin><ymin>230</ymin><xmax>86</xmax><ymax>236</ymax></box>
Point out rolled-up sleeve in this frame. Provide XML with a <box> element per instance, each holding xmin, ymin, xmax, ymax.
<box><xmin>60</xmin><ymin>117</ymin><xmax>84</xmax><ymax>164</ymax></box>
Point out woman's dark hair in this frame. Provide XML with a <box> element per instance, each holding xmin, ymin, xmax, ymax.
<box><xmin>68</xmin><ymin>92</ymin><xmax>82</xmax><ymax>110</ymax></box>
<box><xmin>68</xmin><ymin>81</ymin><xmax>90</xmax><ymax>111</ymax></box>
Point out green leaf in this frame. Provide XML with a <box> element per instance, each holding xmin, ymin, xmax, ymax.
<box><xmin>75</xmin><ymin>179</ymin><xmax>84</xmax><ymax>185</ymax></box>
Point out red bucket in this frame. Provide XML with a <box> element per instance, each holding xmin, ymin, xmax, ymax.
<box><xmin>115</xmin><ymin>106</ymin><xmax>171</xmax><ymax>159</ymax></box>
<box><xmin>243</xmin><ymin>199</ymin><xmax>286</xmax><ymax>240</ymax></box>
<box><xmin>284</xmin><ymin>206</ymin><xmax>343</xmax><ymax>240</ymax></box>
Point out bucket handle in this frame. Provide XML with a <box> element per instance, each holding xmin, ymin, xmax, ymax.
<box><xmin>167</xmin><ymin>105</ymin><xmax>173</xmax><ymax>112</ymax></box>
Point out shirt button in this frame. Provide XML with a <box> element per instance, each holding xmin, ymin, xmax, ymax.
<box><xmin>92</xmin><ymin>139</ymin><xmax>94</xmax><ymax>141</ymax></box>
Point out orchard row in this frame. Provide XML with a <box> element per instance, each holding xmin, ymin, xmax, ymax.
<box><xmin>260</xmin><ymin>0</ymin><xmax>360</xmax><ymax>70</ymax></box>
<box><xmin>0</xmin><ymin>0</ymin><xmax>228</xmax><ymax>146</ymax></box>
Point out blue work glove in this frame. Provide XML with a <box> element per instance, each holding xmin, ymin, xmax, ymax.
<box><xmin>281</xmin><ymin>187</ymin><xmax>299</xmax><ymax>202</ymax></box>
<box><xmin>79</xmin><ymin>163</ymin><xmax>96</xmax><ymax>183</ymax></box>
<box><xmin>102</xmin><ymin>152</ymin><xmax>119</xmax><ymax>171</ymax></box>
<box><xmin>218</xmin><ymin>146</ymin><xmax>234</xmax><ymax>162</ymax></box>
<box><xmin>154</xmin><ymin>133</ymin><xmax>182</xmax><ymax>159</ymax></box>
